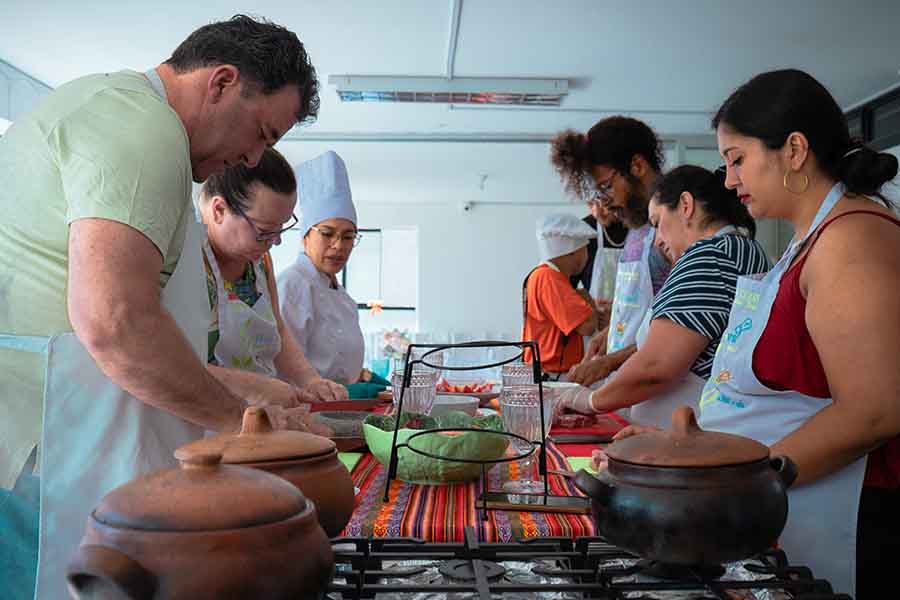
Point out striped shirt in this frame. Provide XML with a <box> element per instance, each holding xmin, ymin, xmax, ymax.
<box><xmin>651</xmin><ymin>233</ymin><xmax>770</xmax><ymax>378</ymax></box>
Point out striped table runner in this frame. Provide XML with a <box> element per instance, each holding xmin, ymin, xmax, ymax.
<box><xmin>342</xmin><ymin>441</ymin><xmax>596</xmax><ymax>541</ymax></box>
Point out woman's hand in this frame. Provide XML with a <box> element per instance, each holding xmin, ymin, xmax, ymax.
<box><xmin>612</xmin><ymin>423</ymin><xmax>661</xmax><ymax>441</ymax></box>
<box><xmin>302</xmin><ymin>377</ymin><xmax>350</xmax><ymax>403</ymax></box>
<box><xmin>555</xmin><ymin>386</ymin><xmax>596</xmax><ymax>414</ymax></box>
<box><xmin>590</xmin><ymin>448</ymin><xmax>609</xmax><ymax>472</ymax></box>
<box><xmin>590</xmin><ymin>424</ymin><xmax>661</xmax><ymax>471</ymax></box>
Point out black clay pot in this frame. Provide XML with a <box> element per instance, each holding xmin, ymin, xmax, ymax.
<box><xmin>573</xmin><ymin>406</ymin><xmax>797</xmax><ymax>566</ymax></box>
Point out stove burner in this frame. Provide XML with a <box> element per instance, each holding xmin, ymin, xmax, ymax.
<box><xmin>635</xmin><ymin>559</ymin><xmax>726</xmax><ymax>581</ymax></box>
<box><xmin>438</xmin><ymin>559</ymin><xmax>506</xmax><ymax>581</ymax></box>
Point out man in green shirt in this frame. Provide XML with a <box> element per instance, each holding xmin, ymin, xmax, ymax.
<box><xmin>0</xmin><ymin>15</ymin><xmax>322</xmax><ymax>599</ymax></box>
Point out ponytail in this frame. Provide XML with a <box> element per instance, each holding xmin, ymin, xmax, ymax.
<box><xmin>653</xmin><ymin>165</ymin><xmax>757</xmax><ymax>238</ymax></box>
<box><xmin>550</xmin><ymin>129</ymin><xmax>590</xmax><ymax>198</ymax></box>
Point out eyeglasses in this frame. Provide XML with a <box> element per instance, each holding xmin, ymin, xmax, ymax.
<box><xmin>309</xmin><ymin>225</ymin><xmax>363</xmax><ymax>248</ymax></box>
<box><xmin>231</xmin><ymin>204</ymin><xmax>298</xmax><ymax>242</ymax></box>
<box><xmin>584</xmin><ymin>171</ymin><xmax>618</xmax><ymax>205</ymax></box>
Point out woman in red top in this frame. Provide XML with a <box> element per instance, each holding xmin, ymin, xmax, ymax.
<box><xmin>711</xmin><ymin>70</ymin><xmax>899</xmax><ymax>599</ymax></box>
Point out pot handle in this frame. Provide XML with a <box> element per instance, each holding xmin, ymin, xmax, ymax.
<box><xmin>66</xmin><ymin>544</ymin><xmax>157</xmax><ymax>600</ymax></box>
<box><xmin>770</xmin><ymin>455</ymin><xmax>798</xmax><ymax>489</ymax></box>
<box><xmin>573</xmin><ymin>469</ymin><xmax>614</xmax><ymax>506</ymax></box>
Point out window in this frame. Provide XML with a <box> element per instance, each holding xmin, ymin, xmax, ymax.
<box><xmin>341</xmin><ymin>228</ymin><xmax>418</xmax><ymax>334</ymax></box>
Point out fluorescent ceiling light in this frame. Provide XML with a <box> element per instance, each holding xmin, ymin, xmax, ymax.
<box><xmin>0</xmin><ymin>118</ymin><xmax>11</xmax><ymax>135</ymax></box>
<box><xmin>328</xmin><ymin>75</ymin><xmax>568</xmax><ymax>106</ymax></box>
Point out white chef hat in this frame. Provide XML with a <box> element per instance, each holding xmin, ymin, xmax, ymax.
<box><xmin>296</xmin><ymin>151</ymin><xmax>358</xmax><ymax>237</ymax></box>
<box><xmin>536</xmin><ymin>213</ymin><xmax>596</xmax><ymax>261</ymax></box>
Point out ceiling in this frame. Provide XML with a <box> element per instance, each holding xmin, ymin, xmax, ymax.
<box><xmin>2</xmin><ymin>0</ymin><xmax>900</xmax><ymax>140</ymax></box>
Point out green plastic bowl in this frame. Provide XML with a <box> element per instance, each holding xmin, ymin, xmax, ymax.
<box><xmin>363</xmin><ymin>412</ymin><xmax>509</xmax><ymax>484</ymax></box>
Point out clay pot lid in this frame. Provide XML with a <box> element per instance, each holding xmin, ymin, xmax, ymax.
<box><xmin>93</xmin><ymin>452</ymin><xmax>307</xmax><ymax>532</ymax></box>
<box><xmin>604</xmin><ymin>406</ymin><xmax>770</xmax><ymax>467</ymax></box>
<box><xmin>174</xmin><ymin>406</ymin><xmax>336</xmax><ymax>464</ymax></box>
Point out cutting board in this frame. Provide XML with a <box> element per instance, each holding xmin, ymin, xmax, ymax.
<box><xmin>309</xmin><ymin>398</ymin><xmax>387</xmax><ymax>413</ymax></box>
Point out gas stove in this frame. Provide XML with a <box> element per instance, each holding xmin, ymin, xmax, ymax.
<box><xmin>327</xmin><ymin>527</ymin><xmax>850</xmax><ymax>600</ymax></box>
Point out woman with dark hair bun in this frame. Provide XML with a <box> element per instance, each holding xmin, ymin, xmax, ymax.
<box><xmin>198</xmin><ymin>147</ymin><xmax>349</xmax><ymax>414</ymax></box>
<box><xmin>696</xmin><ymin>69</ymin><xmax>900</xmax><ymax>598</ymax></box>
<box><xmin>555</xmin><ymin>164</ymin><xmax>769</xmax><ymax>429</ymax></box>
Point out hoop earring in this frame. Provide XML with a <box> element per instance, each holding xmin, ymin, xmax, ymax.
<box><xmin>783</xmin><ymin>170</ymin><xmax>810</xmax><ymax>194</ymax></box>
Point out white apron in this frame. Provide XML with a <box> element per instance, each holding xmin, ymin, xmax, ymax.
<box><xmin>698</xmin><ymin>183</ymin><xmax>865</xmax><ymax>597</ymax></box>
<box><xmin>588</xmin><ymin>225</ymin><xmax>624</xmax><ymax>303</ymax></box>
<box><xmin>34</xmin><ymin>215</ymin><xmax>208</xmax><ymax>599</ymax></box>
<box><xmin>600</xmin><ymin>226</ymin><xmax>656</xmax><ymax>419</ymax></box>
<box><xmin>204</xmin><ymin>243</ymin><xmax>281</xmax><ymax>376</ymax></box>
<box><xmin>629</xmin><ymin>309</ymin><xmax>703</xmax><ymax>431</ymax></box>
<box><xmin>606</xmin><ymin>225</ymin><xmax>654</xmax><ymax>354</ymax></box>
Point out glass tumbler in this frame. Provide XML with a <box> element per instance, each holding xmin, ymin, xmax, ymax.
<box><xmin>499</xmin><ymin>384</ymin><xmax>553</xmax><ymax>494</ymax></box>
<box><xmin>393</xmin><ymin>347</ymin><xmax>445</xmax><ymax>383</ymax></box>
<box><xmin>391</xmin><ymin>369</ymin><xmax>437</xmax><ymax>416</ymax></box>
<box><xmin>501</xmin><ymin>361</ymin><xmax>537</xmax><ymax>388</ymax></box>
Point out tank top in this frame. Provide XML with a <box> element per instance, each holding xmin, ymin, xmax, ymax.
<box><xmin>753</xmin><ymin>209</ymin><xmax>900</xmax><ymax>488</ymax></box>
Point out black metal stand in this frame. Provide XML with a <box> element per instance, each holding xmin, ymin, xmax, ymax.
<box><xmin>383</xmin><ymin>340</ymin><xmax>579</xmax><ymax>520</ymax></box>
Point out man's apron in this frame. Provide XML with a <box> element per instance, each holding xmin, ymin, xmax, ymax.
<box><xmin>698</xmin><ymin>183</ymin><xmax>865</xmax><ymax>597</ymax></box>
<box><xmin>34</xmin><ymin>216</ymin><xmax>207</xmax><ymax>599</ymax></box>
<box><xmin>596</xmin><ymin>225</ymin><xmax>656</xmax><ymax>418</ymax></box>
<box><xmin>588</xmin><ymin>225</ymin><xmax>624</xmax><ymax>303</ymax></box>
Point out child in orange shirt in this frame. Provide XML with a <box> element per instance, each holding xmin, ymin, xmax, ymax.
<box><xmin>523</xmin><ymin>214</ymin><xmax>600</xmax><ymax>378</ymax></box>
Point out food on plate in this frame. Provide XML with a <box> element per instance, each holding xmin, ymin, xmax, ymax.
<box><xmin>435</xmin><ymin>378</ymin><xmax>494</xmax><ymax>394</ymax></box>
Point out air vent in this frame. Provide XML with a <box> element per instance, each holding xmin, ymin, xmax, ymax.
<box><xmin>329</xmin><ymin>76</ymin><xmax>568</xmax><ymax>106</ymax></box>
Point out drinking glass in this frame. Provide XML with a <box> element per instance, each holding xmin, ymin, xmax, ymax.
<box><xmin>391</xmin><ymin>369</ymin><xmax>437</xmax><ymax>415</ymax></box>
<box><xmin>499</xmin><ymin>384</ymin><xmax>554</xmax><ymax>494</ymax></box>
<box><xmin>393</xmin><ymin>346</ymin><xmax>445</xmax><ymax>383</ymax></box>
<box><xmin>501</xmin><ymin>361</ymin><xmax>537</xmax><ymax>387</ymax></box>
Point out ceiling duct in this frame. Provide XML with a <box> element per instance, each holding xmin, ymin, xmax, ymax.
<box><xmin>328</xmin><ymin>75</ymin><xmax>569</xmax><ymax>106</ymax></box>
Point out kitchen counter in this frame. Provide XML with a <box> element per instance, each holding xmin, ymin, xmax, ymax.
<box><xmin>340</xmin><ymin>440</ymin><xmax>596</xmax><ymax>542</ymax></box>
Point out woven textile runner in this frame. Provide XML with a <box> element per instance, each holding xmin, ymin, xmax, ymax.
<box><xmin>342</xmin><ymin>441</ymin><xmax>596</xmax><ymax>542</ymax></box>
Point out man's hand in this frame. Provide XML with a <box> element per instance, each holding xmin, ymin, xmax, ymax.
<box><xmin>261</xmin><ymin>404</ymin><xmax>335</xmax><ymax>437</ymax></box>
<box><xmin>568</xmin><ymin>355</ymin><xmax>612</xmax><ymax>386</ymax></box>
<box><xmin>575</xmin><ymin>287</ymin><xmax>596</xmax><ymax>309</ymax></box>
<box><xmin>303</xmin><ymin>377</ymin><xmax>350</xmax><ymax>403</ymax></box>
<box><xmin>244</xmin><ymin>378</ymin><xmax>307</xmax><ymax>410</ymax></box>
<box><xmin>584</xmin><ymin>329</ymin><xmax>608</xmax><ymax>361</ymax></box>
<box><xmin>594</xmin><ymin>298</ymin><xmax>613</xmax><ymax>330</ymax></box>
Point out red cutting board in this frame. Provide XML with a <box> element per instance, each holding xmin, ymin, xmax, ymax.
<box><xmin>549</xmin><ymin>412</ymin><xmax>629</xmax><ymax>439</ymax></box>
<box><xmin>308</xmin><ymin>398</ymin><xmax>387</xmax><ymax>413</ymax></box>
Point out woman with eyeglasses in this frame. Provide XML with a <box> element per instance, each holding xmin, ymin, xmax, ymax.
<box><xmin>198</xmin><ymin>147</ymin><xmax>349</xmax><ymax>412</ymax></box>
<box><xmin>277</xmin><ymin>151</ymin><xmax>382</xmax><ymax>396</ymax></box>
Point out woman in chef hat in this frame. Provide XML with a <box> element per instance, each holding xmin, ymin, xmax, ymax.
<box><xmin>277</xmin><ymin>151</ymin><xmax>388</xmax><ymax>397</ymax></box>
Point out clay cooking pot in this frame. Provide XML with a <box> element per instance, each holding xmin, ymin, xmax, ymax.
<box><xmin>67</xmin><ymin>452</ymin><xmax>333</xmax><ymax>599</ymax></box>
<box><xmin>175</xmin><ymin>406</ymin><xmax>355</xmax><ymax>537</ymax></box>
<box><xmin>574</xmin><ymin>405</ymin><xmax>797</xmax><ymax>566</ymax></box>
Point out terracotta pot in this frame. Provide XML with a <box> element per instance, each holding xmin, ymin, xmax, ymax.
<box><xmin>574</xmin><ymin>405</ymin><xmax>797</xmax><ymax>566</ymax></box>
<box><xmin>175</xmin><ymin>407</ymin><xmax>355</xmax><ymax>537</ymax></box>
<box><xmin>67</xmin><ymin>453</ymin><xmax>333</xmax><ymax>600</ymax></box>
